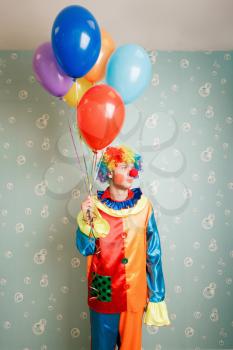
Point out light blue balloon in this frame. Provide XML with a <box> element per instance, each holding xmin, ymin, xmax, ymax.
<box><xmin>106</xmin><ymin>44</ymin><xmax>152</xmax><ymax>104</ymax></box>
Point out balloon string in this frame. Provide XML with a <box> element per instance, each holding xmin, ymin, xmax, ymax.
<box><xmin>75</xmin><ymin>115</ymin><xmax>97</xmax><ymax>239</ymax></box>
<box><xmin>71</xmin><ymin>84</ymin><xmax>98</xmax><ymax>240</ymax></box>
<box><xmin>93</xmin><ymin>152</ymin><xmax>98</xmax><ymax>179</ymax></box>
<box><xmin>89</xmin><ymin>151</ymin><xmax>94</xmax><ymax>196</ymax></box>
<box><xmin>91</xmin><ymin>151</ymin><xmax>98</xmax><ymax>189</ymax></box>
<box><xmin>94</xmin><ymin>148</ymin><xmax>105</xmax><ymax>183</ymax></box>
<box><xmin>79</xmin><ymin>133</ymin><xmax>92</xmax><ymax>196</ymax></box>
<box><xmin>91</xmin><ymin>151</ymin><xmax>95</xmax><ymax>179</ymax></box>
<box><xmin>79</xmin><ymin>140</ymin><xmax>99</xmax><ymax>240</ymax></box>
<box><xmin>67</xmin><ymin>113</ymin><xmax>89</xmax><ymax>193</ymax></box>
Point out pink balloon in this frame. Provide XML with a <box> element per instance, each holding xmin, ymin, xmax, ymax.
<box><xmin>33</xmin><ymin>42</ymin><xmax>73</xmax><ymax>97</ymax></box>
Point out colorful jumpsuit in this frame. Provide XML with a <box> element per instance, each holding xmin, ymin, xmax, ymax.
<box><xmin>76</xmin><ymin>187</ymin><xmax>170</xmax><ymax>350</ymax></box>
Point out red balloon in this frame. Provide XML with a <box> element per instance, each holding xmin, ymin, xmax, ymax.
<box><xmin>77</xmin><ymin>84</ymin><xmax>125</xmax><ymax>151</ymax></box>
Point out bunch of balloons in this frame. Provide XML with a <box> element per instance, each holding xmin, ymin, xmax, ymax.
<box><xmin>33</xmin><ymin>5</ymin><xmax>152</xmax><ymax>152</ymax></box>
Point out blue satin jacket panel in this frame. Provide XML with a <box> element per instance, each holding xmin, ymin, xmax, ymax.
<box><xmin>146</xmin><ymin>209</ymin><xmax>166</xmax><ymax>303</ymax></box>
<box><xmin>76</xmin><ymin>227</ymin><xmax>96</xmax><ymax>256</ymax></box>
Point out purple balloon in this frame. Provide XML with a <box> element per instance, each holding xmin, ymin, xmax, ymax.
<box><xmin>33</xmin><ymin>42</ymin><xmax>73</xmax><ymax>97</ymax></box>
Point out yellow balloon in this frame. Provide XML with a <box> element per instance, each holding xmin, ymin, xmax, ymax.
<box><xmin>63</xmin><ymin>78</ymin><xmax>93</xmax><ymax>108</ymax></box>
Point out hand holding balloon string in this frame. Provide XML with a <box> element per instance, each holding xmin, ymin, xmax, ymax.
<box><xmin>81</xmin><ymin>195</ymin><xmax>96</xmax><ymax>236</ymax></box>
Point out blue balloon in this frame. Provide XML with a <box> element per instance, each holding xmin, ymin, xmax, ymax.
<box><xmin>51</xmin><ymin>5</ymin><xmax>101</xmax><ymax>78</ymax></box>
<box><xmin>106</xmin><ymin>44</ymin><xmax>152</xmax><ymax>104</ymax></box>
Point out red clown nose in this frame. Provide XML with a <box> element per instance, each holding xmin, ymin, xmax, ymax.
<box><xmin>129</xmin><ymin>168</ymin><xmax>138</xmax><ymax>178</ymax></box>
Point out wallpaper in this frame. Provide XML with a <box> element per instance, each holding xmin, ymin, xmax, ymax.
<box><xmin>0</xmin><ymin>50</ymin><xmax>233</xmax><ymax>350</ymax></box>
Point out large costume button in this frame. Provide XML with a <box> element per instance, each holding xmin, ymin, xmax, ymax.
<box><xmin>124</xmin><ymin>284</ymin><xmax>130</xmax><ymax>290</ymax></box>
<box><xmin>121</xmin><ymin>258</ymin><xmax>128</xmax><ymax>264</ymax></box>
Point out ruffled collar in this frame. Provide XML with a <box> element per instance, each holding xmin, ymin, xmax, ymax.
<box><xmin>97</xmin><ymin>187</ymin><xmax>142</xmax><ymax>210</ymax></box>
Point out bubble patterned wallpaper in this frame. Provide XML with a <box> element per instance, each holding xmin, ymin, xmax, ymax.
<box><xmin>0</xmin><ymin>50</ymin><xmax>233</xmax><ymax>350</ymax></box>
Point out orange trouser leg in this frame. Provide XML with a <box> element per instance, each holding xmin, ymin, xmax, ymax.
<box><xmin>118</xmin><ymin>309</ymin><xmax>144</xmax><ymax>350</ymax></box>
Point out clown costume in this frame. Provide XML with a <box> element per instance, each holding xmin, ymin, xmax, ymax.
<box><xmin>76</xmin><ymin>145</ymin><xmax>170</xmax><ymax>350</ymax></box>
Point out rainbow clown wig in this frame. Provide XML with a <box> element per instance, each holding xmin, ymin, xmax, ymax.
<box><xmin>97</xmin><ymin>145</ymin><xmax>143</xmax><ymax>183</ymax></box>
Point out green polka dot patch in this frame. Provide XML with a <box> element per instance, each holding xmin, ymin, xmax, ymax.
<box><xmin>90</xmin><ymin>272</ymin><xmax>112</xmax><ymax>302</ymax></box>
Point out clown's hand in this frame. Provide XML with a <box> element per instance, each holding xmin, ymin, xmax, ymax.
<box><xmin>77</xmin><ymin>202</ymin><xmax>110</xmax><ymax>239</ymax></box>
<box><xmin>81</xmin><ymin>195</ymin><xmax>95</xmax><ymax>225</ymax></box>
<box><xmin>143</xmin><ymin>301</ymin><xmax>171</xmax><ymax>327</ymax></box>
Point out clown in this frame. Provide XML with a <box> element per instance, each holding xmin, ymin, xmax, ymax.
<box><xmin>76</xmin><ymin>145</ymin><xmax>170</xmax><ymax>350</ymax></box>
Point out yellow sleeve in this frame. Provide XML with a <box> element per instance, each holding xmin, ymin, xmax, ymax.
<box><xmin>143</xmin><ymin>301</ymin><xmax>171</xmax><ymax>326</ymax></box>
<box><xmin>77</xmin><ymin>208</ymin><xmax>110</xmax><ymax>238</ymax></box>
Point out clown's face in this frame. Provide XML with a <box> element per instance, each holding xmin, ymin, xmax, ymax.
<box><xmin>110</xmin><ymin>162</ymin><xmax>136</xmax><ymax>190</ymax></box>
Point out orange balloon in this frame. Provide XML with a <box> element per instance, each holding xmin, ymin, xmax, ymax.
<box><xmin>77</xmin><ymin>84</ymin><xmax>125</xmax><ymax>151</ymax></box>
<box><xmin>85</xmin><ymin>28</ymin><xmax>115</xmax><ymax>83</ymax></box>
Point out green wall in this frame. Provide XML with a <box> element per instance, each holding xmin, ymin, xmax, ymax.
<box><xmin>0</xmin><ymin>50</ymin><xmax>233</xmax><ymax>349</ymax></box>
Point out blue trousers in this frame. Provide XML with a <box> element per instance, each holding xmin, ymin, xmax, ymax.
<box><xmin>90</xmin><ymin>308</ymin><xmax>144</xmax><ymax>350</ymax></box>
<box><xmin>90</xmin><ymin>309</ymin><xmax>121</xmax><ymax>350</ymax></box>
